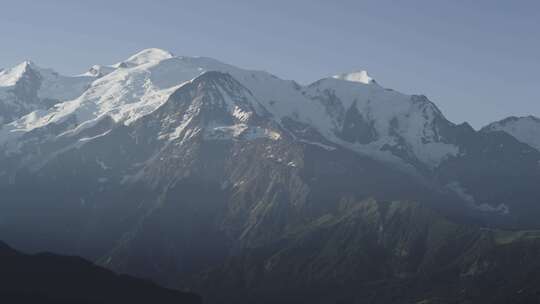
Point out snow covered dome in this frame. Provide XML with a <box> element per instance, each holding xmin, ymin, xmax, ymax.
<box><xmin>0</xmin><ymin>61</ymin><xmax>35</xmax><ymax>87</ymax></box>
<box><xmin>116</xmin><ymin>48</ymin><xmax>174</xmax><ymax>67</ymax></box>
<box><xmin>332</xmin><ymin>70</ymin><xmax>374</xmax><ymax>84</ymax></box>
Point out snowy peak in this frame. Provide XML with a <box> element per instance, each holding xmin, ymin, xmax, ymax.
<box><xmin>0</xmin><ymin>60</ymin><xmax>94</xmax><ymax>98</ymax></box>
<box><xmin>0</xmin><ymin>60</ymin><xmax>96</xmax><ymax>125</ymax></box>
<box><xmin>482</xmin><ymin>115</ymin><xmax>540</xmax><ymax>151</ymax></box>
<box><xmin>0</xmin><ymin>60</ymin><xmax>38</xmax><ymax>87</ymax></box>
<box><xmin>0</xmin><ymin>60</ymin><xmax>44</xmax><ymax>124</ymax></box>
<box><xmin>84</xmin><ymin>48</ymin><xmax>174</xmax><ymax>76</ymax></box>
<box><xmin>117</xmin><ymin>48</ymin><xmax>174</xmax><ymax>67</ymax></box>
<box><xmin>146</xmin><ymin>71</ymin><xmax>279</xmax><ymax>143</ymax></box>
<box><xmin>332</xmin><ymin>70</ymin><xmax>374</xmax><ymax>84</ymax></box>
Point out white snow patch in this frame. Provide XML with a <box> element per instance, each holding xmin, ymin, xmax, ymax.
<box><xmin>36</xmin><ymin>66</ymin><xmax>94</xmax><ymax>101</ymax></box>
<box><xmin>232</xmin><ymin>106</ymin><xmax>252</xmax><ymax>122</ymax></box>
<box><xmin>119</xmin><ymin>48</ymin><xmax>174</xmax><ymax>67</ymax></box>
<box><xmin>332</xmin><ymin>70</ymin><xmax>374</xmax><ymax>84</ymax></box>
<box><xmin>78</xmin><ymin>130</ymin><xmax>111</xmax><ymax>142</ymax></box>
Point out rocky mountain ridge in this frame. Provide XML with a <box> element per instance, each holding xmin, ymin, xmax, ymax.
<box><xmin>1</xmin><ymin>49</ymin><xmax>540</xmax><ymax>303</ymax></box>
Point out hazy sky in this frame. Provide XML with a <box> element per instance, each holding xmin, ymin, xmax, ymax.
<box><xmin>1</xmin><ymin>0</ymin><xmax>538</xmax><ymax>128</ymax></box>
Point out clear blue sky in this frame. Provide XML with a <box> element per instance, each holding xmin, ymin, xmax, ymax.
<box><xmin>1</xmin><ymin>0</ymin><xmax>538</xmax><ymax>128</ymax></box>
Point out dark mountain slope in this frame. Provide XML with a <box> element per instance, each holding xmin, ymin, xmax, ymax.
<box><xmin>0</xmin><ymin>241</ymin><xmax>201</xmax><ymax>304</ymax></box>
<box><xmin>189</xmin><ymin>199</ymin><xmax>540</xmax><ymax>304</ymax></box>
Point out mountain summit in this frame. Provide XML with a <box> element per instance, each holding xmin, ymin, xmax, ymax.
<box><xmin>120</xmin><ymin>48</ymin><xmax>175</xmax><ymax>67</ymax></box>
<box><xmin>332</xmin><ymin>70</ymin><xmax>374</xmax><ymax>84</ymax></box>
<box><xmin>482</xmin><ymin>115</ymin><xmax>540</xmax><ymax>151</ymax></box>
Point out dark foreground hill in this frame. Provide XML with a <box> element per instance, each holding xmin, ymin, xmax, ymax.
<box><xmin>0</xmin><ymin>241</ymin><xmax>201</xmax><ymax>304</ymax></box>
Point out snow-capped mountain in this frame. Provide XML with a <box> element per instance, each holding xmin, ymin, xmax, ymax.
<box><xmin>482</xmin><ymin>115</ymin><xmax>540</xmax><ymax>151</ymax></box>
<box><xmin>0</xmin><ymin>60</ymin><xmax>94</xmax><ymax>125</ymax></box>
<box><xmin>0</xmin><ymin>48</ymin><xmax>460</xmax><ymax>171</ymax></box>
<box><xmin>1</xmin><ymin>48</ymin><xmax>540</xmax><ymax>304</ymax></box>
<box><xmin>1</xmin><ymin>48</ymin><xmax>539</xmax><ymax>216</ymax></box>
<box><xmin>1</xmin><ymin>48</ymin><xmax>539</xmax><ymax>217</ymax></box>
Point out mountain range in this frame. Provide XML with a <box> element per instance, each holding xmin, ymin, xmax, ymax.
<box><xmin>1</xmin><ymin>48</ymin><xmax>540</xmax><ymax>303</ymax></box>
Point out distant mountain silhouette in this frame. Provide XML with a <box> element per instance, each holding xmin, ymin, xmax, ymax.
<box><xmin>0</xmin><ymin>241</ymin><xmax>201</xmax><ymax>304</ymax></box>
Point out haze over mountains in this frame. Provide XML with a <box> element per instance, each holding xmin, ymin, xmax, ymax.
<box><xmin>1</xmin><ymin>49</ymin><xmax>540</xmax><ymax>303</ymax></box>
